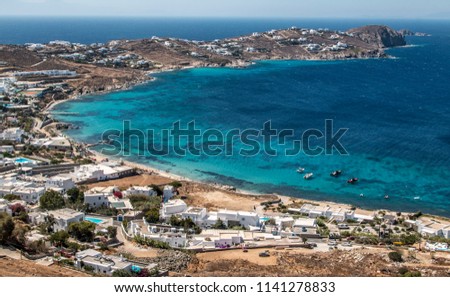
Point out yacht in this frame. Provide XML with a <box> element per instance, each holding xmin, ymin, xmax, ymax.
<box><xmin>330</xmin><ymin>170</ymin><xmax>342</xmax><ymax>177</ymax></box>
<box><xmin>304</xmin><ymin>173</ymin><xmax>314</xmax><ymax>180</ymax></box>
<box><xmin>347</xmin><ymin>177</ymin><xmax>358</xmax><ymax>184</ymax></box>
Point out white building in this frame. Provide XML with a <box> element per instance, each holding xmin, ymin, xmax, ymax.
<box><xmin>216</xmin><ymin>209</ymin><xmax>260</xmax><ymax>228</ymax></box>
<box><xmin>75</xmin><ymin>249</ymin><xmax>132</xmax><ymax>275</ymax></box>
<box><xmin>123</xmin><ymin>186</ymin><xmax>157</xmax><ymax>197</ymax></box>
<box><xmin>0</xmin><ymin>145</ymin><xmax>14</xmax><ymax>154</ymax></box>
<box><xmin>293</xmin><ymin>204</ymin><xmax>359</xmax><ymax>223</ymax></box>
<box><xmin>293</xmin><ymin>218</ymin><xmax>317</xmax><ymax>229</ymax></box>
<box><xmin>15</xmin><ymin>187</ymin><xmax>45</xmax><ymax>204</ymax></box>
<box><xmin>70</xmin><ymin>163</ymin><xmax>134</xmax><ymax>183</ymax></box>
<box><xmin>45</xmin><ymin>176</ymin><xmax>75</xmax><ymax>192</ymax></box>
<box><xmin>0</xmin><ymin>199</ymin><xmax>13</xmax><ymax>216</ymax></box>
<box><xmin>129</xmin><ymin>219</ymin><xmax>188</xmax><ymax>248</ymax></box>
<box><xmin>181</xmin><ymin>207</ymin><xmax>207</xmax><ymax>225</ymax></box>
<box><xmin>0</xmin><ymin>127</ymin><xmax>25</xmax><ymax>142</ymax></box>
<box><xmin>163</xmin><ymin>185</ymin><xmax>176</xmax><ymax>201</ymax></box>
<box><xmin>161</xmin><ymin>199</ymin><xmax>187</xmax><ymax>220</ymax></box>
<box><xmin>48</xmin><ymin>208</ymin><xmax>85</xmax><ymax>231</ymax></box>
<box><xmin>83</xmin><ymin>187</ymin><xmax>118</xmax><ymax>208</ymax></box>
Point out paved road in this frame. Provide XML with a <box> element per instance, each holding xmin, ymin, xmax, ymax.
<box><xmin>0</xmin><ymin>246</ymin><xmax>22</xmax><ymax>260</ymax></box>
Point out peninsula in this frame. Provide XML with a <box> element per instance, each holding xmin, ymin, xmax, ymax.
<box><xmin>0</xmin><ymin>25</ymin><xmax>406</xmax><ymax>101</ymax></box>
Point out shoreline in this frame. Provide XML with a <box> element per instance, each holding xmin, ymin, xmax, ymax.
<box><xmin>47</xmin><ymin>64</ymin><xmax>448</xmax><ymax>220</ymax></box>
<box><xmin>85</xmin><ymin>147</ymin><xmax>411</xmax><ymax>218</ymax></box>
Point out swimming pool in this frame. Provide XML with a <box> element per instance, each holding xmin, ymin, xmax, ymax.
<box><xmin>15</xmin><ymin>157</ymin><xmax>34</xmax><ymax>164</ymax></box>
<box><xmin>85</xmin><ymin>217</ymin><xmax>105</xmax><ymax>224</ymax></box>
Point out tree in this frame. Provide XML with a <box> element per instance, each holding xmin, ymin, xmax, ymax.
<box><xmin>107</xmin><ymin>226</ymin><xmax>117</xmax><ymax>239</ymax></box>
<box><xmin>169</xmin><ymin>181</ymin><xmax>182</xmax><ymax>189</ymax></box>
<box><xmin>39</xmin><ymin>190</ymin><xmax>65</xmax><ymax>210</ymax></box>
<box><xmin>49</xmin><ymin>230</ymin><xmax>70</xmax><ymax>247</ymax></box>
<box><xmin>145</xmin><ymin>208</ymin><xmax>160</xmax><ymax>224</ymax></box>
<box><xmin>0</xmin><ymin>213</ymin><xmax>15</xmax><ymax>244</ymax></box>
<box><xmin>149</xmin><ymin>185</ymin><xmax>163</xmax><ymax>196</ymax></box>
<box><xmin>68</xmin><ymin>221</ymin><xmax>96</xmax><ymax>242</ymax></box>
<box><xmin>212</xmin><ymin>218</ymin><xmax>227</xmax><ymax>230</ymax></box>
<box><xmin>3</xmin><ymin>194</ymin><xmax>20</xmax><ymax>202</ymax></box>
<box><xmin>169</xmin><ymin>215</ymin><xmax>181</xmax><ymax>226</ymax></box>
<box><xmin>112</xmin><ymin>269</ymin><xmax>134</xmax><ymax>277</ymax></box>
<box><xmin>388</xmin><ymin>251</ymin><xmax>403</xmax><ymax>262</ymax></box>
<box><xmin>67</xmin><ymin>187</ymin><xmax>84</xmax><ymax>204</ymax></box>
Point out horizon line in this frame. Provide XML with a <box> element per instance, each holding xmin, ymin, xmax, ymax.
<box><xmin>0</xmin><ymin>15</ymin><xmax>449</xmax><ymax>21</ymax></box>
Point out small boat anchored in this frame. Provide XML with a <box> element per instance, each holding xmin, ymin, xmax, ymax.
<box><xmin>296</xmin><ymin>167</ymin><xmax>305</xmax><ymax>173</ymax></box>
<box><xmin>347</xmin><ymin>177</ymin><xmax>359</xmax><ymax>184</ymax></box>
<box><xmin>414</xmin><ymin>196</ymin><xmax>421</xmax><ymax>200</ymax></box>
<box><xmin>384</xmin><ymin>195</ymin><xmax>390</xmax><ymax>200</ymax></box>
<box><xmin>304</xmin><ymin>173</ymin><xmax>314</xmax><ymax>180</ymax></box>
<box><xmin>330</xmin><ymin>170</ymin><xmax>342</xmax><ymax>177</ymax></box>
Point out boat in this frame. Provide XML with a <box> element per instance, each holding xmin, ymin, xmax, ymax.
<box><xmin>296</xmin><ymin>167</ymin><xmax>305</xmax><ymax>173</ymax></box>
<box><xmin>304</xmin><ymin>173</ymin><xmax>314</xmax><ymax>180</ymax></box>
<box><xmin>414</xmin><ymin>196</ymin><xmax>420</xmax><ymax>200</ymax></box>
<box><xmin>330</xmin><ymin>170</ymin><xmax>342</xmax><ymax>177</ymax></box>
<box><xmin>347</xmin><ymin>177</ymin><xmax>358</xmax><ymax>184</ymax></box>
<box><xmin>384</xmin><ymin>195</ymin><xmax>390</xmax><ymax>199</ymax></box>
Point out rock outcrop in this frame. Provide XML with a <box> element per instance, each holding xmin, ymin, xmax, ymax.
<box><xmin>349</xmin><ymin>25</ymin><xmax>406</xmax><ymax>48</ymax></box>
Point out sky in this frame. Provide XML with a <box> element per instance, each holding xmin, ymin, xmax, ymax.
<box><xmin>1</xmin><ymin>0</ymin><xmax>449</xmax><ymax>19</ymax></box>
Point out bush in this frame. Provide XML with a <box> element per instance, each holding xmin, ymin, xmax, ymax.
<box><xmin>388</xmin><ymin>251</ymin><xmax>403</xmax><ymax>262</ymax></box>
<box><xmin>112</xmin><ymin>269</ymin><xmax>134</xmax><ymax>277</ymax></box>
<box><xmin>40</xmin><ymin>190</ymin><xmax>65</xmax><ymax>210</ymax></box>
<box><xmin>403</xmin><ymin>271</ymin><xmax>421</xmax><ymax>277</ymax></box>
<box><xmin>49</xmin><ymin>230</ymin><xmax>70</xmax><ymax>247</ymax></box>
<box><xmin>145</xmin><ymin>208</ymin><xmax>160</xmax><ymax>224</ymax></box>
<box><xmin>134</xmin><ymin>235</ymin><xmax>171</xmax><ymax>249</ymax></box>
<box><xmin>169</xmin><ymin>181</ymin><xmax>182</xmax><ymax>188</ymax></box>
<box><xmin>68</xmin><ymin>221</ymin><xmax>96</xmax><ymax>242</ymax></box>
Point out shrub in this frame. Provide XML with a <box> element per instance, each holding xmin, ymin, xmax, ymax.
<box><xmin>388</xmin><ymin>251</ymin><xmax>403</xmax><ymax>262</ymax></box>
<box><xmin>403</xmin><ymin>271</ymin><xmax>421</xmax><ymax>277</ymax></box>
<box><xmin>39</xmin><ymin>190</ymin><xmax>65</xmax><ymax>210</ymax></box>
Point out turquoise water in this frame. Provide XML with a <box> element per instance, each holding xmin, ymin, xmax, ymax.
<box><xmin>85</xmin><ymin>217</ymin><xmax>105</xmax><ymax>224</ymax></box>
<box><xmin>53</xmin><ymin>24</ymin><xmax>450</xmax><ymax>217</ymax></box>
<box><xmin>15</xmin><ymin>157</ymin><xmax>33</xmax><ymax>164</ymax></box>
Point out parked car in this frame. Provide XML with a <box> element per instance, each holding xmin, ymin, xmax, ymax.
<box><xmin>342</xmin><ymin>241</ymin><xmax>353</xmax><ymax>247</ymax></box>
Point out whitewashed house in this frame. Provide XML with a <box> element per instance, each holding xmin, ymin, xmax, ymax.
<box><xmin>181</xmin><ymin>207</ymin><xmax>208</xmax><ymax>225</ymax></box>
<box><xmin>161</xmin><ymin>199</ymin><xmax>188</xmax><ymax>220</ymax></box>
<box><xmin>45</xmin><ymin>176</ymin><xmax>75</xmax><ymax>193</ymax></box>
<box><xmin>84</xmin><ymin>189</ymin><xmax>110</xmax><ymax>208</ymax></box>
<box><xmin>163</xmin><ymin>185</ymin><xmax>176</xmax><ymax>201</ymax></box>
<box><xmin>123</xmin><ymin>186</ymin><xmax>157</xmax><ymax>197</ymax></box>
<box><xmin>0</xmin><ymin>127</ymin><xmax>25</xmax><ymax>142</ymax></box>
<box><xmin>75</xmin><ymin>249</ymin><xmax>131</xmax><ymax>275</ymax></box>
<box><xmin>14</xmin><ymin>186</ymin><xmax>45</xmax><ymax>204</ymax></box>
<box><xmin>48</xmin><ymin>208</ymin><xmax>85</xmax><ymax>231</ymax></box>
<box><xmin>217</xmin><ymin>209</ymin><xmax>260</xmax><ymax>228</ymax></box>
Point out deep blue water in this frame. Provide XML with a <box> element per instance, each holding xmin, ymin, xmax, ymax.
<box><xmin>0</xmin><ymin>17</ymin><xmax>449</xmax><ymax>44</ymax></box>
<box><xmin>42</xmin><ymin>18</ymin><xmax>450</xmax><ymax>217</ymax></box>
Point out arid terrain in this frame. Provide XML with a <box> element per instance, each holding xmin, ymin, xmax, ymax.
<box><xmin>0</xmin><ymin>256</ymin><xmax>89</xmax><ymax>277</ymax></box>
<box><xmin>182</xmin><ymin>247</ymin><xmax>450</xmax><ymax>277</ymax></box>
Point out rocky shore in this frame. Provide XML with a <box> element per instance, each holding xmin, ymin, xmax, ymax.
<box><xmin>0</xmin><ymin>25</ymin><xmax>407</xmax><ymax>102</ymax></box>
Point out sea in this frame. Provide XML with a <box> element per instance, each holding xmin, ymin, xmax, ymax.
<box><xmin>3</xmin><ymin>17</ymin><xmax>449</xmax><ymax>216</ymax></box>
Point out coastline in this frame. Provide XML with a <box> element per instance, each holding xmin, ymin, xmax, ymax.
<box><xmin>85</xmin><ymin>146</ymin><xmax>403</xmax><ymax>218</ymax></box>
<box><xmin>38</xmin><ymin>29</ymin><xmax>448</xmax><ymax>220</ymax></box>
<box><xmin>47</xmin><ymin>61</ymin><xmax>448</xmax><ymax>220</ymax></box>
